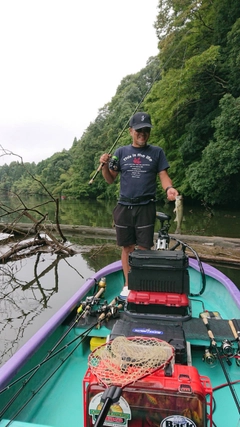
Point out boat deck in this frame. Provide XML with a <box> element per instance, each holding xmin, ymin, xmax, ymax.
<box><xmin>0</xmin><ymin>262</ymin><xmax>239</xmax><ymax>427</ymax></box>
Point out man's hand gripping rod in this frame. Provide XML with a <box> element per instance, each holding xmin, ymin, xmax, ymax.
<box><xmin>88</xmin><ymin>125</ymin><xmax>128</xmax><ymax>185</ymax></box>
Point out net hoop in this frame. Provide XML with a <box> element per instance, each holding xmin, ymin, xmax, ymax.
<box><xmin>88</xmin><ymin>336</ymin><xmax>174</xmax><ymax>387</ymax></box>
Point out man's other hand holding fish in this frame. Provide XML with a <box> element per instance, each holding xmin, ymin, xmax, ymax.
<box><xmin>174</xmin><ymin>195</ymin><xmax>184</xmax><ymax>234</ymax></box>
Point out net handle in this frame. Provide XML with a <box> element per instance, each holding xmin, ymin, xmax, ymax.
<box><xmin>94</xmin><ymin>386</ymin><xmax>122</xmax><ymax>427</ymax></box>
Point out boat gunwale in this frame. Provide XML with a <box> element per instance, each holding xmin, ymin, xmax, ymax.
<box><xmin>0</xmin><ymin>258</ymin><xmax>239</xmax><ymax>390</ymax></box>
<box><xmin>190</xmin><ymin>257</ymin><xmax>240</xmax><ymax>309</ymax></box>
<box><xmin>0</xmin><ymin>261</ymin><xmax>122</xmax><ymax>390</ymax></box>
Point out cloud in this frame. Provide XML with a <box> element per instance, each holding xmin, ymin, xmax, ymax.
<box><xmin>0</xmin><ymin>122</ymin><xmax>77</xmax><ymax>164</ymax></box>
<box><xmin>0</xmin><ymin>0</ymin><xmax>159</xmax><ymax>164</ymax></box>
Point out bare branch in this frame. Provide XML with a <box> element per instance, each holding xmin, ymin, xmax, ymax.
<box><xmin>0</xmin><ymin>148</ymin><xmax>75</xmax><ymax>259</ymax></box>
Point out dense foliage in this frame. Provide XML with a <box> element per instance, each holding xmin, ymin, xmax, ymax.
<box><xmin>1</xmin><ymin>0</ymin><xmax>240</xmax><ymax>206</ymax></box>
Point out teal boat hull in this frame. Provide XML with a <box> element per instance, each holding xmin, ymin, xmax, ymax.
<box><xmin>0</xmin><ymin>258</ymin><xmax>239</xmax><ymax>427</ymax></box>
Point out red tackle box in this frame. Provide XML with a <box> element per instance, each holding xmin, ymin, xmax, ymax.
<box><xmin>83</xmin><ymin>364</ymin><xmax>213</xmax><ymax>427</ymax></box>
<box><xmin>125</xmin><ymin>290</ymin><xmax>191</xmax><ymax>321</ymax></box>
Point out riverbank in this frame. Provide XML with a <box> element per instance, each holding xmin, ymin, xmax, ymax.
<box><xmin>3</xmin><ymin>223</ymin><xmax>240</xmax><ymax>266</ymax></box>
<box><xmin>80</xmin><ymin>236</ymin><xmax>240</xmax><ymax>267</ymax></box>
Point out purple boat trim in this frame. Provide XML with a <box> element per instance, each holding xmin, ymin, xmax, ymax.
<box><xmin>0</xmin><ymin>261</ymin><xmax>122</xmax><ymax>390</ymax></box>
<box><xmin>189</xmin><ymin>257</ymin><xmax>240</xmax><ymax>309</ymax></box>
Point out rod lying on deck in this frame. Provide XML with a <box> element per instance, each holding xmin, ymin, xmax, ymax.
<box><xmin>201</xmin><ymin>314</ymin><xmax>240</xmax><ymax>413</ymax></box>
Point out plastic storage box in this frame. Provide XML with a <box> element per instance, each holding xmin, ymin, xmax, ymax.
<box><xmin>90</xmin><ymin>337</ymin><xmax>106</xmax><ymax>351</ymax></box>
<box><xmin>125</xmin><ymin>290</ymin><xmax>191</xmax><ymax>321</ymax></box>
<box><xmin>128</xmin><ymin>250</ymin><xmax>190</xmax><ymax>293</ymax></box>
<box><xmin>110</xmin><ymin>318</ymin><xmax>187</xmax><ymax>364</ymax></box>
<box><xmin>83</xmin><ymin>364</ymin><xmax>212</xmax><ymax>427</ymax></box>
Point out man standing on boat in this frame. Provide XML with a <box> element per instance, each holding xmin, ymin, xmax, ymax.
<box><xmin>99</xmin><ymin>112</ymin><xmax>178</xmax><ymax>297</ymax></box>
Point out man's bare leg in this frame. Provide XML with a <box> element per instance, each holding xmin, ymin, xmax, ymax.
<box><xmin>121</xmin><ymin>245</ymin><xmax>149</xmax><ymax>287</ymax></box>
<box><xmin>121</xmin><ymin>245</ymin><xmax>135</xmax><ymax>287</ymax></box>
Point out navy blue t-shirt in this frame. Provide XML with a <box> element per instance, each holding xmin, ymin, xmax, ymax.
<box><xmin>110</xmin><ymin>144</ymin><xmax>169</xmax><ymax>203</ymax></box>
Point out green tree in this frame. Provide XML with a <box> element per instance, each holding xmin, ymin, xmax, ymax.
<box><xmin>186</xmin><ymin>94</ymin><xmax>240</xmax><ymax>204</ymax></box>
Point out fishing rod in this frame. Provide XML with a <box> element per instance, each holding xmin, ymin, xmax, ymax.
<box><xmin>88</xmin><ymin>68</ymin><xmax>160</xmax><ymax>185</ymax></box>
<box><xmin>201</xmin><ymin>314</ymin><xmax>240</xmax><ymax>413</ymax></box>
<box><xmin>0</xmin><ymin>287</ymin><xmax>106</xmax><ymax>416</ymax></box>
<box><xmin>89</xmin><ymin>31</ymin><xmax>193</xmax><ymax>186</ymax></box>
<box><xmin>0</xmin><ymin>317</ymin><xmax>98</xmax><ymax>419</ymax></box>
<box><xmin>79</xmin><ymin>286</ymin><xmax>105</xmax><ymax>318</ymax></box>
<box><xmin>88</xmin><ymin>121</ymin><xmax>130</xmax><ymax>185</ymax></box>
<box><xmin>0</xmin><ymin>285</ymin><xmax>106</xmax><ymax>392</ymax></box>
<box><xmin>0</xmin><ymin>321</ymin><xmax>97</xmax><ymax>396</ymax></box>
<box><xmin>1</xmin><ymin>297</ymin><xmax>124</xmax><ymax>424</ymax></box>
<box><xmin>0</xmin><ymin>294</ymin><xmax>123</xmax><ymax>422</ymax></box>
<box><xmin>3</xmin><ymin>322</ymin><xmax>99</xmax><ymax>427</ymax></box>
<box><xmin>0</xmin><ymin>299</ymin><xmax>121</xmax><ymax>397</ymax></box>
<box><xmin>229</xmin><ymin>319</ymin><xmax>240</xmax><ymax>366</ymax></box>
<box><xmin>97</xmin><ymin>297</ymin><xmax>123</xmax><ymax>326</ymax></box>
<box><xmin>88</xmin><ymin>81</ymin><xmax>155</xmax><ymax>185</ymax></box>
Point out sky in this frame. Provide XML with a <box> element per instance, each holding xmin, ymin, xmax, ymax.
<box><xmin>0</xmin><ymin>0</ymin><xmax>159</xmax><ymax>165</ymax></box>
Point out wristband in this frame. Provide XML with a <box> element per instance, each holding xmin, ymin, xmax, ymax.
<box><xmin>165</xmin><ymin>186</ymin><xmax>173</xmax><ymax>194</ymax></box>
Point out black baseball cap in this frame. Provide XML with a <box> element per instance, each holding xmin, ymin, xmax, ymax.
<box><xmin>129</xmin><ymin>112</ymin><xmax>153</xmax><ymax>130</ymax></box>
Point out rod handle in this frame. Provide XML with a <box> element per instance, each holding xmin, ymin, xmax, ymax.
<box><xmin>89</xmin><ymin>163</ymin><xmax>104</xmax><ymax>185</ymax></box>
<box><xmin>201</xmin><ymin>315</ymin><xmax>216</xmax><ymax>344</ymax></box>
<box><xmin>229</xmin><ymin>319</ymin><xmax>239</xmax><ymax>340</ymax></box>
<box><xmin>95</xmin><ymin>287</ymin><xmax>105</xmax><ymax>299</ymax></box>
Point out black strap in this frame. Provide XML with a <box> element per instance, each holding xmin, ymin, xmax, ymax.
<box><xmin>119</xmin><ymin>195</ymin><xmax>155</xmax><ymax>204</ymax></box>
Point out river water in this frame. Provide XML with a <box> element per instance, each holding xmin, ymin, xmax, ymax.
<box><xmin>0</xmin><ymin>196</ymin><xmax>239</xmax><ymax>367</ymax></box>
<box><xmin>1</xmin><ymin>195</ymin><xmax>240</xmax><ymax>237</ymax></box>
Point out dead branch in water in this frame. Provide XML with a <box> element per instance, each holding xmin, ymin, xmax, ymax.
<box><xmin>0</xmin><ymin>158</ymin><xmax>77</xmax><ymax>263</ymax></box>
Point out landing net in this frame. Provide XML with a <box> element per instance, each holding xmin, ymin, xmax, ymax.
<box><xmin>88</xmin><ymin>336</ymin><xmax>174</xmax><ymax>388</ymax></box>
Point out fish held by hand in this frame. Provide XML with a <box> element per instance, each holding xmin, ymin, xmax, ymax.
<box><xmin>173</xmin><ymin>195</ymin><xmax>183</xmax><ymax>234</ymax></box>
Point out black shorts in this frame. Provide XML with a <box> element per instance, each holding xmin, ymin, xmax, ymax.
<box><xmin>113</xmin><ymin>202</ymin><xmax>156</xmax><ymax>248</ymax></box>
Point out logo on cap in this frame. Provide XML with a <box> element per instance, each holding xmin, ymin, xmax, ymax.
<box><xmin>129</xmin><ymin>112</ymin><xmax>153</xmax><ymax>129</ymax></box>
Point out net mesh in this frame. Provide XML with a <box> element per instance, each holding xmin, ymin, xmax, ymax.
<box><xmin>88</xmin><ymin>336</ymin><xmax>174</xmax><ymax>387</ymax></box>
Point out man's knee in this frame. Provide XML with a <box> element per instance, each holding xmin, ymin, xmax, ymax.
<box><xmin>122</xmin><ymin>245</ymin><xmax>135</xmax><ymax>254</ymax></box>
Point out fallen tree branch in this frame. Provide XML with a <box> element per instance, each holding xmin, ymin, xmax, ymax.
<box><xmin>0</xmin><ymin>238</ymin><xmax>47</xmax><ymax>264</ymax></box>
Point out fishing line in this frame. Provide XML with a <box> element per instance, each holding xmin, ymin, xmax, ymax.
<box><xmin>89</xmin><ymin>33</ymin><xmax>192</xmax><ymax>185</ymax></box>
<box><xmin>175</xmin><ymin>42</ymin><xmax>188</xmax><ymax>138</ymax></box>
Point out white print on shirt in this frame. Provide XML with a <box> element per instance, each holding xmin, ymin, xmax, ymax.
<box><xmin>123</xmin><ymin>154</ymin><xmax>152</xmax><ymax>179</ymax></box>
<box><xmin>123</xmin><ymin>153</ymin><xmax>153</xmax><ymax>162</ymax></box>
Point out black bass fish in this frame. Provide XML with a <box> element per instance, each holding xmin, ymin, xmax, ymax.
<box><xmin>174</xmin><ymin>195</ymin><xmax>183</xmax><ymax>234</ymax></box>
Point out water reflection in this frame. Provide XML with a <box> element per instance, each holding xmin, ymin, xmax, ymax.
<box><xmin>81</xmin><ymin>244</ymin><xmax>121</xmax><ymax>273</ymax></box>
<box><xmin>0</xmin><ymin>252</ymin><xmax>91</xmax><ymax>367</ymax></box>
<box><xmin>1</xmin><ymin>194</ymin><xmax>240</xmax><ymax>238</ymax></box>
